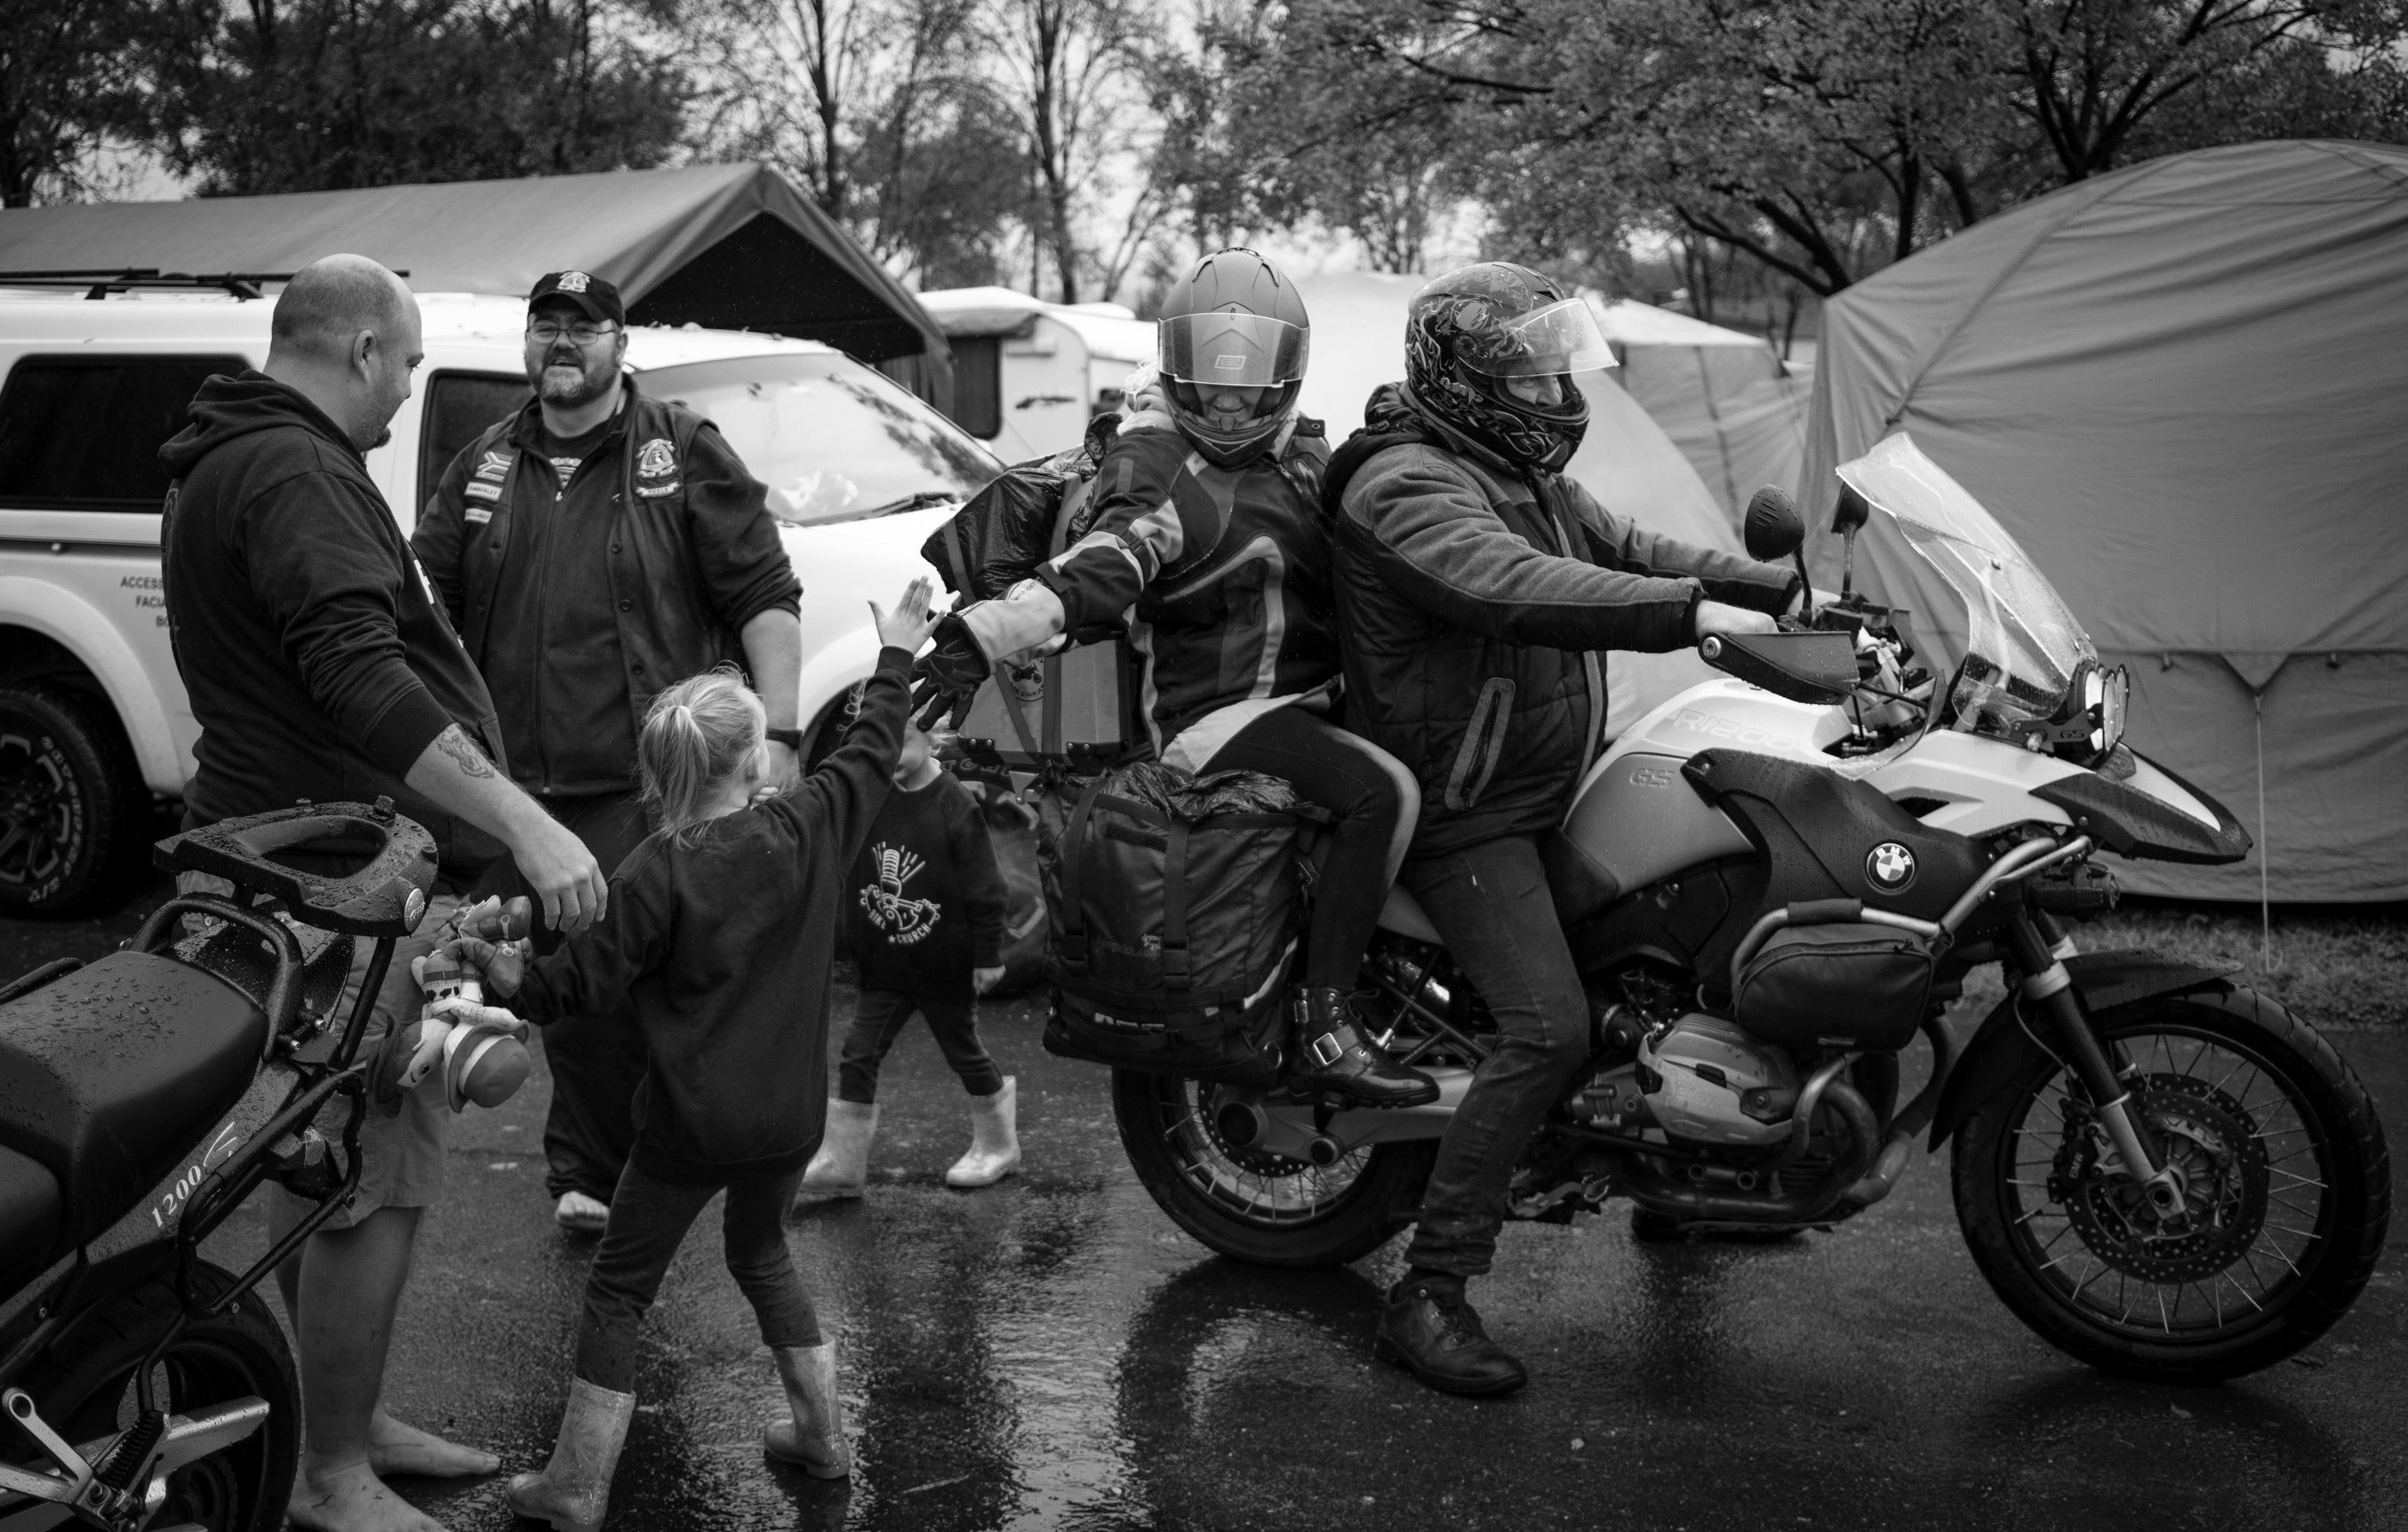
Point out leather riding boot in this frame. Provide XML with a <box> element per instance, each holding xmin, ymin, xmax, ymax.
<box><xmin>1287</xmin><ymin>986</ymin><xmax>1438</xmax><ymax>1107</ymax></box>
<box><xmin>796</xmin><ymin>1099</ymin><xmax>878</xmax><ymax>1205</ymax></box>
<box><xmin>1374</xmin><ymin>1271</ymin><xmax>1528</xmax><ymax>1396</ymax></box>
<box><xmin>763</xmin><ymin>1342</ymin><xmax>851</xmax><ymax>1478</ymax></box>
<box><xmin>945</xmin><ymin>1076</ymin><xmax>1022</xmax><ymax>1189</ymax></box>
<box><xmin>505</xmin><ymin>1376</ymin><xmax>637</xmax><ymax>1531</ymax></box>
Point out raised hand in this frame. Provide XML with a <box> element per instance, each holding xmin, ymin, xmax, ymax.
<box><xmin>870</xmin><ymin>576</ymin><xmax>940</xmax><ymax>654</ymax></box>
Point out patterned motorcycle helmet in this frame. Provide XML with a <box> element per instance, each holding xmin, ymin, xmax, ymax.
<box><xmin>1155</xmin><ymin>248</ymin><xmax>1311</xmax><ymax>467</ymax></box>
<box><xmin>1404</xmin><ymin>262</ymin><xmax>1615</xmax><ymax>473</ymax></box>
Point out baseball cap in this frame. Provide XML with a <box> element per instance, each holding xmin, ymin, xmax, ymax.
<box><xmin>527</xmin><ymin>270</ymin><xmax>625</xmax><ymax>326</ymax></box>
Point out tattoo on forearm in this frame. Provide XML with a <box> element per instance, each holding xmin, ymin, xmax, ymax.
<box><xmin>436</xmin><ymin>725</ymin><xmax>496</xmax><ymax>779</ymax></box>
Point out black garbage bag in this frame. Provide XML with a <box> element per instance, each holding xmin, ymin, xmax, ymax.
<box><xmin>923</xmin><ymin>413</ymin><xmax>1120</xmax><ymax>601</ymax></box>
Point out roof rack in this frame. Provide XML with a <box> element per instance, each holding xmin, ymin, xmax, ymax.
<box><xmin>0</xmin><ymin>268</ymin><xmax>409</xmax><ymax>301</ymax></box>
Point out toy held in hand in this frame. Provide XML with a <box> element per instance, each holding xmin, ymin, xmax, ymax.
<box><xmin>399</xmin><ymin>896</ymin><xmax>536</xmax><ymax>1112</ymax></box>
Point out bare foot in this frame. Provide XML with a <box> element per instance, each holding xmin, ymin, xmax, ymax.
<box><xmin>287</xmin><ymin>1461</ymin><xmax>449</xmax><ymax>1532</ymax></box>
<box><xmin>366</xmin><ymin>1409</ymin><xmax>500</xmax><ymax>1477</ymax></box>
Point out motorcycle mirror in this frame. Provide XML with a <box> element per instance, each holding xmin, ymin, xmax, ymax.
<box><xmin>1832</xmin><ymin>484</ymin><xmax>1870</xmax><ymax>537</ymax></box>
<box><xmin>1743</xmin><ymin>486</ymin><xmax>1805</xmax><ymax>563</ymax></box>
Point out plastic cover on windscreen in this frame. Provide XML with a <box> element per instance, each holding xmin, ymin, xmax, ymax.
<box><xmin>1836</xmin><ymin>433</ymin><xmax>2093</xmax><ymax>724</ymax></box>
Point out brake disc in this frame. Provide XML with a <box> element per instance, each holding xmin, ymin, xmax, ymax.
<box><xmin>2051</xmin><ymin>1073</ymin><xmax>2271</xmax><ymax>1282</ymax></box>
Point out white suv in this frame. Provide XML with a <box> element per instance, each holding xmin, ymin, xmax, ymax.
<box><xmin>0</xmin><ymin>286</ymin><xmax>992</xmax><ymax>912</ymax></box>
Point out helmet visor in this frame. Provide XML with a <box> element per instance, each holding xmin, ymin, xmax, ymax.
<box><xmin>1457</xmin><ymin>298</ymin><xmax>1616</xmax><ymax>379</ymax></box>
<box><xmin>1158</xmin><ymin>312</ymin><xmax>1309</xmax><ymax>388</ymax></box>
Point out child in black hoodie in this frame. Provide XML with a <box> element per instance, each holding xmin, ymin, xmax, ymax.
<box><xmin>441</xmin><ymin>579</ymin><xmax>937</xmax><ymax>1527</ymax></box>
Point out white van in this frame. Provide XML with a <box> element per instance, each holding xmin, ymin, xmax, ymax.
<box><xmin>0</xmin><ymin>284</ymin><xmax>993</xmax><ymax>912</ymax></box>
<box><xmin>915</xmin><ymin>287</ymin><xmax>1156</xmax><ymax>461</ymax></box>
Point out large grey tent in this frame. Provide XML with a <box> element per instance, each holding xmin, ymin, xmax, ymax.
<box><xmin>1600</xmin><ymin>300</ymin><xmax>1810</xmax><ymax>526</ymax></box>
<box><xmin>0</xmin><ymin>164</ymin><xmax>947</xmax><ymax>379</ymax></box>
<box><xmin>1800</xmin><ymin>140</ymin><xmax>2408</xmax><ymax>902</ymax></box>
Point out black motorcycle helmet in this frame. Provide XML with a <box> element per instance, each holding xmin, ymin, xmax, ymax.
<box><xmin>1403</xmin><ymin>262</ymin><xmax>1615</xmax><ymax>473</ymax></box>
<box><xmin>1155</xmin><ymin>248</ymin><xmax>1311</xmax><ymax>467</ymax></box>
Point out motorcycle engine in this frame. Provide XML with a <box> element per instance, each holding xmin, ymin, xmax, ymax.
<box><xmin>1571</xmin><ymin>1011</ymin><xmax>1801</xmax><ymax>1149</ymax></box>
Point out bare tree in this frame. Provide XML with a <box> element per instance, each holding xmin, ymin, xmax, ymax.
<box><xmin>982</xmin><ymin>0</ymin><xmax>1149</xmax><ymax>303</ymax></box>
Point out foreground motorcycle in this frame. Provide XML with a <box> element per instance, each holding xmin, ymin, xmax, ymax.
<box><xmin>0</xmin><ymin>803</ymin><xmax>436</xmax><ymax>1531</ymax></box>
<box><xmin>1115</xmin><ymin>434</ymin><xmax>2389</xmax><ymax>1382</ymax></box>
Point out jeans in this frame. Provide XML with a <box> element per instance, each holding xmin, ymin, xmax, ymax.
<box><xmin>1208</xmin><ymin>707</ymin><xmax>1413</xmax><ymax>989</ymax></box>
<box><xmin>574</xmin><ymin>1160</ymin><xmax>821</xmax><ymax>1392</ymax></box>
<box><xmin>838</xmin><ymin>988</ymin><xmax>1003</xmax><ymax>1103</ymax></box>
<box><xmin>478</xmin><ymin>790</ymin><xmax>653</xmax><ymax>1203</ymax></box>
<box><xmin>1398</xmin><ymin>834</ymin><xmax>1591</xmax><ymax>1279</ymax></box>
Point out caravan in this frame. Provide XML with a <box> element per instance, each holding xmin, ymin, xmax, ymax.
<box><xmin>917</xmin><ymin>287</ymin><xmax>1157</xmax><ymax>461</ymax></box>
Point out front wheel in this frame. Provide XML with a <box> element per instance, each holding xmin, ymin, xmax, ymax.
<box><xmin>1</xmin><ymin>1264</ymin><xmax>299</xmax><ymax>1530</ymax></box>
<box><xmin>1952</xmin><ymin>990</ymin><xmax>2390</xmax><ymax>1382</ymax></box>
<box><xmin>1112</xmin><ymin>1069</ymin><xmax>1436</xmax><ymax>1269</ymax></box>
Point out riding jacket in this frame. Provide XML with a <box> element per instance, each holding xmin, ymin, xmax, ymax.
<box><xmin>956</xmin><ymin>415</ymin><xmax>1337</xmax><ymax>770</ymax></box>
<box><xmin>413</xmin><ymin>378</ymin><xmax>801</xmax><ymax>796</ymax></box>
<box><xmin>1328</xmin><ymin>384</ymin><xmax>1798</xmax><ymax>859</ymax></box>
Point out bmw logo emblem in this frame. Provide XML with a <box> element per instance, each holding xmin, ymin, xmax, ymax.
<box><xmin>1866</xmin><ymin>842</ymin><xmax>1917</xmax><ymax>891</ymax></box>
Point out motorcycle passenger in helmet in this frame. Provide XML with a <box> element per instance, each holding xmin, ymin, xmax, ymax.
<box><xmin>915</xmin><ymin>248</ymin><xmax>1434</xmax><ymax>1107</ymax></box>
<box><xmin>1323</xmin><ymin>261</ymin><xmax>1806</xmax><ymax>1394</ymax></box>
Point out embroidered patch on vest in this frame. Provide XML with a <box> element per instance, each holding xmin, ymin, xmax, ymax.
<box><xmin>465</xmin><ymin>506</ymin><xmax>494</xmax><ymax>525</ymax></box>
<box><xmin>464</xmin><ymin>479</ymin><xmax>501</xmax><ymax>502</ymax></box>
<box><xmin>636</xmin><ymin>437</ymin><xmax>676</xmax><ymax>478</ymax></box>
<box><xmin>473</xmin><ymin>449</ymin><xmax>510</xmax><ymax>482</ymax></box>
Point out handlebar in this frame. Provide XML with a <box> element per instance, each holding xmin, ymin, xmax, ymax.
<box><xmin>154</xmin><ymin>799</ymin><xmax>438</xmax><ymax>938</ymax></box>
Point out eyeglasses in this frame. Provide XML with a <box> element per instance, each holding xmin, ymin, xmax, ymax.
<box><xmin>527</xmin><ymin>321</ymin><xmax>620</xmax><ymax>346</ymax></box>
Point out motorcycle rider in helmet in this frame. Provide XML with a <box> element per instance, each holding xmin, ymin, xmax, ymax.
<box><xmin>1323</xmin><ymin>262</ymin><xmax>1805</xmax><ymax>1395</ymax></box>
<box><xmin>915</xmin><ymin>248</ymin><xmax>1434</xmax><ymax>1107</ymax></box>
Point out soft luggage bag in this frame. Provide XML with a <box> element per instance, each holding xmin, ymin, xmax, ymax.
<box><xmin>1732</xmin><ymin>920</ymin><xmax>1938</xmax><ymax>1051</ymax></box>
<box><xmin>1037</xmin><ymin>764</ymin><xmax>1312</xmax><ymax>1086</ymax></box>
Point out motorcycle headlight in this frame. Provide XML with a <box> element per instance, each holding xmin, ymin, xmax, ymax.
<box><xmin>2093</xmin><ymin>665</ymin><xmax>2129</xmax><ymax>759</ymax></box>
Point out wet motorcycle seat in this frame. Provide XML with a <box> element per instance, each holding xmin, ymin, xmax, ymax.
<box><xmin>0</xmin><ymin>1141</ymin><xmax>61</xmax><ymax>1290</ymax></box>
<box><xmin>0</xmin><ymin>951</ymin><xmax>266</xmax><ymax>1253</ymax></box>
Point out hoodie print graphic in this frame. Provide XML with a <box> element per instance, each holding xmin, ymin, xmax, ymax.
<box><xmin>858</xmin><ymin>842</ymin><xmax>942</xmax><ymax>944</ymax></box>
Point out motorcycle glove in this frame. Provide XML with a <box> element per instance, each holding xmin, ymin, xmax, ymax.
<box><xmin>912</xmin><ymin>613</ymin><xmax>992</xmax><ymax>728</ymax></box>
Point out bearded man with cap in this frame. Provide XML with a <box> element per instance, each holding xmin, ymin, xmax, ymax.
<box><xmin>413</xmin><ymin>270</ymin><xmax>804</xmax><ymax>1234</ymax></box>
<box><xmin>1322</xmin><ymin>262</ymin><xmax>1805</xmax><ymax>1396</ymax></box>
<box><xmin>909</xmin><ymin>247</ymin><xmax>1432</xmax><ymax>1107</ymax></box>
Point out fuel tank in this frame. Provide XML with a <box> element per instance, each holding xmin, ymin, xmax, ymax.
<box><xmin>1548</xmin><ymin>682</ymin><xmax>1848</xmax><ymax>916</ymax></box>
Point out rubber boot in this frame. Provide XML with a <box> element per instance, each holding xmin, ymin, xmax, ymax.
<box><xmin>1374</xmin><ymin>1271</ymin><xmax>1528</xmax><ymax>1396</ymax></box>
<box><xmin>763</xmin><ymin>1342</ymin><xmax>851</xmax><ymax>1478</ymax></box>
<box><xmin>796</xmin><ymin>1099</ymin><xmax>877</xmax><ymax>1204</ymax></box>
<box><xmin>945</xmin><ymin>1076</ymin><xmax>1021</xmax><ymax>1189</ymax></box>
<box><xmin>1287</xmin><ymin>986</ymin><xmax>1438</xmax><ymax>1107</ymax></box>
<box><xmin>505</xmin><ymin>1376</ymin><xmax>637</xmax><ymax>1531</ymax></box>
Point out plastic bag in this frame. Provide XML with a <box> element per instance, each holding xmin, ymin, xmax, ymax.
<box><xmin>923</xmin><ymin>414</ymin><xmax>1120</xmax><ymax>601</ymax></box>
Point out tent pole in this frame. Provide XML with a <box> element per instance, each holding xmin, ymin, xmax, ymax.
<box><xmin>2254</xmin><ymin>693</ymin><xmax>2270</xmax><ymax>967</ymax></box>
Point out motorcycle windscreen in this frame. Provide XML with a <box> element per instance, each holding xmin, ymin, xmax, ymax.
<box><xmin>1837</xmin><ymin>434</ymin><xmax>2094</xmax><ymax>728</ymax></box>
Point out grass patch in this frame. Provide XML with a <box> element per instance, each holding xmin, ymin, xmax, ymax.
<box><xmin>1962</xmin><ymin>900</ymin><xmax>2408</xmax><ymax>1031</ymax></box>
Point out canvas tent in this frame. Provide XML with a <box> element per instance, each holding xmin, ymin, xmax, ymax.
<box><xmin>1599</xmin><ymin>300</ymin><xmax>1809</xmax><ymax>526</ymax></box>
<box><xmin>1800</xmin><ymin>139</ymin><xmax>2408</xmax><ymax>901</ymax></box>
<box><xmin>1295</xmin><ymin>270</ymin><xmax>1747</xmax><ymax>738</ymax></box>
<box><xmin>0</xmin><ymin>164</ymin><xmax>948</xmax><ymax>381</ymax></box>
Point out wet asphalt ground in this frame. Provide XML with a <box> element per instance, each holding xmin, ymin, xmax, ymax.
<box><xmin>10</xmin><ymin>887</ymin><xmax>2406</xmax><ymax>1531</ymax></box>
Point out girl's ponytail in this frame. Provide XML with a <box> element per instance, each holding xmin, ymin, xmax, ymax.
<box><xmin>639</xmin><ymin>668</ymin><xmax>767</xmax><ymax>844</ymax></box>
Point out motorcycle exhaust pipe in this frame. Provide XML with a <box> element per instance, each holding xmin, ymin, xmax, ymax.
<box><xmin>1839</xmin><ymin>1131</ymin><xmax>1917</xmax><ymax>1210</ymax></box>
<box><xmin>1621</xmin><ymin>1081</ymin><xmax>1881</xmax><ymax>1224</ymax></box>
<box><xmin>1214</xmin><ymin>1099</ymin><xmax>1268</xmax><ymax>1149</ymax></box>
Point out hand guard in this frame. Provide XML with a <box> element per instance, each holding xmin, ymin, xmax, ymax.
<box><xmin>912</xmin><ymin>612</ymin><xmax>992</xmax><ymax>728</ymax></box>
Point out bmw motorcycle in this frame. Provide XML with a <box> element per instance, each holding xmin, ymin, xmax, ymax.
<box><xmin>0</xmin><ymin>803</ymin><xmax>436</xmax><ymax>1531</ymax></box>
<box><xmin>1113</xmin><ymin>434</ymin><xmax>2390</xmax><ymax>1382</ymax></box>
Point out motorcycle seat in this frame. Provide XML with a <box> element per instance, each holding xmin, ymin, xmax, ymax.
<box><xmin>0</xmin><ymin>951</ymin><xmax>266</xmax><ymax>1254</ymax></box>
<box><xmin>0</xmin><ymin>1141</ymin><xmax>61</xmax><ymax>1291</ymax></box>
<box><xmin>1377</xmin><ymin>884</ymin><xmax>1442</xmax><ymax>944</ymax></box>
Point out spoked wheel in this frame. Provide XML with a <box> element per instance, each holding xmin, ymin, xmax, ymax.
<box><xmin>1953</xmin><ymin>992</ymin><xmax>2390</xmax><ymax>1381</ymax></box>
<box><xmin>1112</xmin><ymin>1069</ymin><xmax>1436</xmax><ymax>1268</ymax></box>
<box><xmin>0</xmin><ymin>1266</ymin><xmax>298</xmax><ymax>1531</ymax></box>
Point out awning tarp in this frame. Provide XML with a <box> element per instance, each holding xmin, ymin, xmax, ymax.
<box><xmin>1800</xmin><ymin>139</ymin><xmax>2408</xmax><ymax>900</ymax></box>
<box><xmin>0</xmin><ymin>163</ymin><xmax>947</xmax><ymax>370</ymax></box>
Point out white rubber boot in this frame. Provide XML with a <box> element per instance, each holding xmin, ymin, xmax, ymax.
<box><xmin>944</xmin><ymin>1076</ymin><xmax>1020</xmax><ymax>1189</ymax></box>
<box><xmin>796</xmin><ymin>1099</ymin><xmax>877</xmax><ymax>1203</ymax></box>
<box><xmin>763</xmin><ymin>1342</ymin><xmax>851</xmax><ymax>1478</ymax></box>
<box><xmin>505</xmin><ymin>1377</ymin><xmax>636</xmax><ymax>1531</ymax></box>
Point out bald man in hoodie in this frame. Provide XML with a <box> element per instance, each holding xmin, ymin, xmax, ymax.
<box><xmin>161</xmin><ymin>254</ymin><xmax>604</xmax><ymax>1532</ymax></box>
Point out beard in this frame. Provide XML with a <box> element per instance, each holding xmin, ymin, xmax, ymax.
<box><xmin>532</xmin><ymin>348</ymin><xmax>615</xmax><ymax>408</ymax></box>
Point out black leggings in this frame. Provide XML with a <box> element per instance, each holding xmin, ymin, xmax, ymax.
<box><xmin>1207</xmin><ymin>707</ymin><xmax>1411</xmax><ymax>989</ymax></box>
<box><xmin>838</xmin><ymin>989</ymin><xmax>1003</xmax><ymax>1103</ymax></box>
